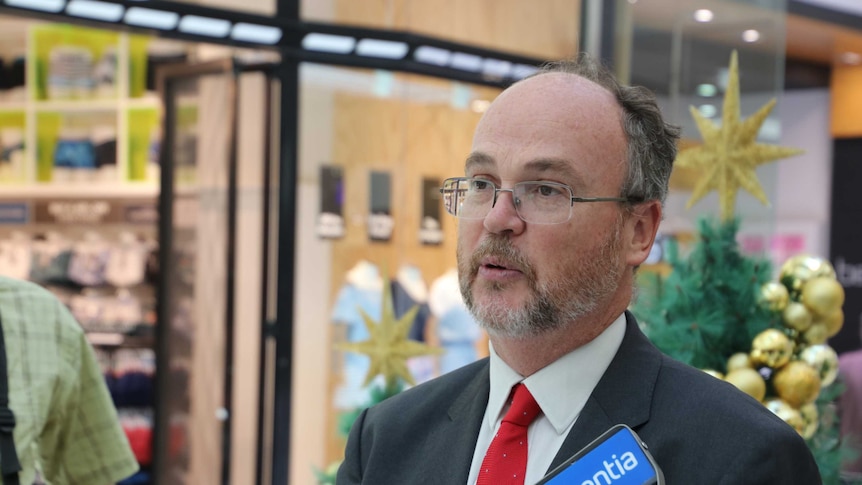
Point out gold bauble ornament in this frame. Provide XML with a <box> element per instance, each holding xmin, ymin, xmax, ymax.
<box><xmin>765</xmin><ymin>399</ymin><xmax>806</xmax><ymax>435</ymax></box>
<box><xmin>725</xmin><ymin>367</ymin><xmax>767</xmax><ymax>402</ymax></box>
<box><xmin>817</xmin><ymin>309</ymin><xmax>845</xmax><ymax>338</ymax></box>
<box><xmin>799</xmin><ymin>344</ymin><xmax>839</xmax><ymax>387</ymax></box>
<box><xmin>779</xmin><ymin>255</ymin><xmax>836</xmax><ymax>300</ymax></box>
<box><xmin>801</xmin><ymin>277</ymin><xmax>845</xmax><ymax>317</ymax></box>
<box><xmin>773</xmin><ymin>360</ymin><xmax>821</xmax><ymax>408</ymax></box>
<box><xmin>803</xmin><ymin>323</ymin><xmax>829</xmax><ymax>345</ymax></box>
<box><xmin>702</xmin><ymin>369</ymin><xmax>724</xmax><ymax>380</ymax></box>
<box><xmin>759</xmin><ymin>282</ymin><xmax>790</xmax><ymax>312</ymax></box>
<box><xmin>727</xmin><ymin>352</ymin><xmax>753</xmax><ymax>372</ymax></box>
<box><xmin>799</xmin><ymin>402</ymin><xmax>819</xmax><ymax>440</ymax></box>
<box><xmin>782</xmin><ymin>302</ymin><xmax>813</xmax><ymax>332</ymax></box>
<box><xmin>750</xmin><ymin>328</ymin><xmax>794</xmax><ymax>368</ymax></box>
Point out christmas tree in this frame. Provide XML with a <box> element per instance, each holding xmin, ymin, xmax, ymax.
<box><xmin>634</xmin><ymin>51</ymin><xmax>852</xmax><ymax>483</ymax></box>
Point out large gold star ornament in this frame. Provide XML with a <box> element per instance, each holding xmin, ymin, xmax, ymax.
<box><xmin>336</xmin><ymin>275</ymin><xmax>443</xmax><ymax>390</ymax></box>
<box><xmin>674</xmin><ymin>50</ymin><xmax>803</xmax><ymax>220</ymax></box>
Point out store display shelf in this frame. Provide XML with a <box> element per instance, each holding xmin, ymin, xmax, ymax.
<box><xmin>34</xmin><ymin>98</ymin><xmax>119</xmax><ymax>112</ymax></box>
<box><xmin>88</xmin><ymin>332</ymin><xmax>155</xmax><ymax>349</ymax></box>
<box><xmin>127</xmin><ymin>96</ymin><xmax>162</xmax><ymax>110</ymax></box>
<box><xmin>0</xmin><ymin>102</ymin><xmax>26</xmax><ymax>112</ymax></box>
<box><xmin>0</xmin><ymin>183</ymin><xmax>159</xmax><ymax>198</ymax></box>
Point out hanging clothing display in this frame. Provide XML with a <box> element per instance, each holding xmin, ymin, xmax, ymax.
<box><xmin>330</xmin><ymin>260</ymin><xmax>385</xmax><ymax>409</ymax></box>
<box><xmin>392</xmin><ymin>264</ymin><xmax>433</xmax><ymax>384</ymax></box>
<box><xmin>428</xmin><ymin>268</ymin><xmax>482</xmax><ymax>375</ymax></box>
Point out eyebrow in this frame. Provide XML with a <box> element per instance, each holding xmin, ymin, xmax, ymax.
<box><xmin>465</xmin><ymin>152</ymin><xmax>581</xmax><ymax>181</ymax></box>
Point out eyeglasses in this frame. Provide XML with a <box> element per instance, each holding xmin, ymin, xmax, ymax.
<box><xmin>439</xmin><ymin>177</ymin><xmax>639</xmax><ymax>225</ymax></box>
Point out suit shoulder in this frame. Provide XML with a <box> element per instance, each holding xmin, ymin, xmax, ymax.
<box><xmin>654</xmin><ymin>355</ymin><xmax>803</xmax><ymax>433</ymax></box>
<box><xmin>369</xmin><ymin>359</ymin><xmax>487</xmax><ymax>415</ymax></box>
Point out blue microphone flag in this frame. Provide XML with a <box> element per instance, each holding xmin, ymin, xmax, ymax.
<box><xmin>537</xmin><ymin>425</ymin><xmax>663</xmax><ymax>485</ymax></box>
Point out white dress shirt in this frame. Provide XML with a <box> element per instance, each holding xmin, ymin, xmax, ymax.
<box><xmin>466</xmin><ymin>313</ymin><xmax>626</xmax><ymax>485</ymax></box>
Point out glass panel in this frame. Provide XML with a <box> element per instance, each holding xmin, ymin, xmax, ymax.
<box><xmin>627</xmin><ymin>0</ymin><xmax>788</xmax><ymax>262</ymax></box>
<box><xmin>160</xmin><ymin>61</ymin><xmax>274</xmax><ymax>484</ymax></box>
<box><xmin>161</xmin><ymin>71</ymin><xmax>233</xmax><ymax>485</ymax></box>
<box><xmin>301</xmin><ymin>0</ymin><xmax>582</xmax><ymax>59</ymax></box>
<box><xmin>293</xmin><ymin>63</ymin><xmax>501</xmax><ymax>484</ymax></box>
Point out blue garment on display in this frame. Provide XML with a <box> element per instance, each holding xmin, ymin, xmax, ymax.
<box><xmin>118</xmin><ymin>470</ymin><xmax>151</xmax><ymax>485</ymax></box>
<box><xmin>68</xmin><ymin>247</ymin><xmax>110</xmax><ymax>287</ymax></box>
<box><xmin>30</xmin><ymin>249</ymin><xmax>72</xmax><ymax>284</ymax></box>
<box><xmin>390</xmin><ymin>280</ymin><xmax>430</xmax><ymax>342</ymax></box>
<box><xmin>331</xmin><ymin>283</ymin><xmax>383</xmax><ymax>409</ymax></box>
<box><xmin>437</xmin><ymin>305</ymin><xmax>481</xmax><ymax>374</ymax></box>
<box><xmin>54</xmin><ymin>138</ymin><xmax>96</xmax><ymax>169</ymax></box>
<box><xmin>390</xmin><ymin>279</ymin><xmax>435</xmax><ymax>383</ymax></box>
<box><xmin>113</xmin><ymin>371</ymin><xmax>154</xmax><ymax>408</ymax></box>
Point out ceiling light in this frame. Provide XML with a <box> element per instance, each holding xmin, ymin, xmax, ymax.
<box><xmin>482</xmin><ymin>58</ymin><xmax>512</xmax><ymax>78</ymax></box>
<box><xmin>5</xmin><ymin>0</ymin><xmax>65</xmax><ymax>12</ymax></box>
<box><xmin>415</xmin><ymin>46</ymin><xmax>451</xmax><ymax>66</ymax></box>
<box><xmin>231</xmin><ymin>23</ymin><xmax>282</xmax><ymax>44</ymax></box>
<box><xmin>841</xmin><ymin>52</ymin><xmax>862</xmax><ymax>65</ymax></box>
<box><xmin>512</xmin><ymin>64</ymin><xmax>539</xmax><ymax>79</ymax></box>
<box><xmin>450</xmin><ymin>52</ymin><xmax>483</xmax><ymax>72</ymax></box>
<box><xmin>355</xmin><ymin>39</ymin><xmax>409</xmax><ymax>59</ymax></box>
<box><xmin>693</xmin><ymin>9</ymin><xmax>714</xmax><ymax>22</ymax></box>
<box><xmin>471</xmin><ymin>99</ymin><xmax>491</xmax><ymax>113</ymax></box>
<box><xmin>125</xmin><ymin>7</ymin><xmax>179</xmax><ymax>30</ymax></box>
<box><xmin>698</xmin><ymin>104</ymin><xmax>717</xmax><ymax>118</ymax></box>
<box><xmin>742</xmin><ymin>29</ymin><xmax>760</xmax><ymax>43</ymax></box>
<box><xmin>67</xmin><ymin>0</ymin><xmax>123</xmax><ymax>20</ymax></box>
<box><xmin>178</xmin><ymin>15</ymin><xmax>231</xmax><ymax>38</ymax></box>
<box><xmin>696</xmin><ymin>83</ymin><xmax>717</xmax><ymax>97</ymax></box>
<box><xmin>302</xmin><ymin>33</ymin><xmax>355</xmax><ymax>54</ymax></box>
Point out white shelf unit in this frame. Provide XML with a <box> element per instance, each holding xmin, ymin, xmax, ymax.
<box><xmin>0</xmin><ymin>25</ymin><xmax>163</xmax><ymax>197</ymax></box>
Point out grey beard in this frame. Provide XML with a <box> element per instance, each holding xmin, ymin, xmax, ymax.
<box><xmin>458</xmin><ymin>224</ymin><xmax>623</xmax><ymax>340</ymax></box>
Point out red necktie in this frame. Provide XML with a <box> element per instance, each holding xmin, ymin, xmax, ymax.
<box><xmin>477</xmin><ymin>383</ymin><xmax>542</xmax><ymax>485</ymax></box>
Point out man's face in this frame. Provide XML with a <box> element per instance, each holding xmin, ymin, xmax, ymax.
<box><xmin>456</xmin><ymin>73</ymin><xmax>633</xmax><ymax>339</ymax></box>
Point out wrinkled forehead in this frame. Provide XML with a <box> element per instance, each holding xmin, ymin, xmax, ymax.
<box><xmin>470</xmin><ymin>72</ymin><xmax>627</xmax><ymax>184</ymax></box>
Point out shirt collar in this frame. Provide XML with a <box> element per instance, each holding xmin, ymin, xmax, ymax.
<box><xmin>487</xmin><ymin>313</ymin><xmax>627</xmax><ymax>435</ymax></box>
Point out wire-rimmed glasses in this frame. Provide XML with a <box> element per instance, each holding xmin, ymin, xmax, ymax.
<box><xmin>439</xmin><ymin>177</ymin><xmax>637</xmax><ymax>224</ymax></box>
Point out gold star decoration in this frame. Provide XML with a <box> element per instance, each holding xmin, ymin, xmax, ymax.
<box><xmin>674</xmin><ymin>50</ymin><xmax>803</xmax><ymax>221</ymax></box>
<box><xmin>336</xmin><ymin>273</ymin><xmax>443</xmax><ymax>390</ymax></box>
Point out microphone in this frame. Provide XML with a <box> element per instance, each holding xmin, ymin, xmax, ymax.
<box><xmin>536</xmin><ymin>424</ymin><xmax>664</xmax><ymax>485</ymax></box>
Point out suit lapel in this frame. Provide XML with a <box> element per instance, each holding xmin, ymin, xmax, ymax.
<box><xmin>548</xmin><ymin>311</ymin><xmax>662</xmax><ymax>472</ymax></box>
<box><xmin>441</xmin><ymin>360</ymin><xmax>491</xmax><ymax>483</ymax></box>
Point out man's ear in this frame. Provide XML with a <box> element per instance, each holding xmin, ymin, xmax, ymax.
<box><xmin>625</xmin><ymin>200</ymin><xmax>662</xmax><ymax>267</ymax></box>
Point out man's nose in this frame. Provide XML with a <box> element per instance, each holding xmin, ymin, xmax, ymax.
<box><xmin>484</xmin><ymin>189</ymin><xmax>526</xmax><ymax>234</ymax></box>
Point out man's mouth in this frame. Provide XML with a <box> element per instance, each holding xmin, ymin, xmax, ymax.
<box><xmin>480</xmin><ymin>257</ymin><xmax>515</xmax><ymax>272</ymax></box>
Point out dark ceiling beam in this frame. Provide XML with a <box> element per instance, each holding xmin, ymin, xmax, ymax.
<box><xmin>0</xmin><ymin>0</ymin><xmax>546</xmax><ymax>88</ymax></box>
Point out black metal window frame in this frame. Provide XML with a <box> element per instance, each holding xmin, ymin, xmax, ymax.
<box><xmin>0</xmin><ymin>0</ymin><xmax>547</xmax><ymax>88</ymax></box>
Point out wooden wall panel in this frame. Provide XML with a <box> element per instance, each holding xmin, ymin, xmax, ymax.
<box><xmin>831</xmin><ymin>65</ymin><xmax>862</xmax><ymax>138</ymax></box>
<box><xmin>336</xmin><ymin>0</ymin><xmax>581</xmax><ymax>59</ymax></box>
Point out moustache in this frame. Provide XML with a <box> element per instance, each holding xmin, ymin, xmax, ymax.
<box><xmin>469</xmin><ymin>236</ymin><xmax>535</xmax><ymax>280</ymax></box>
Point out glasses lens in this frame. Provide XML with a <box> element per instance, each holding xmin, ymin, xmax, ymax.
<box><xmin>514</xmin><ymin>182</ymin><xmax>572</xmax><ymax>224</ymax></box>
<box><xmin>442</xmin><ymin>178</ymin><xmax>493</xmax><ymax>219</ymax></box>
<box><xmin>441</xmin><ymin>178</ymin><xmax>573</xmax><ymax>224</ymax></box>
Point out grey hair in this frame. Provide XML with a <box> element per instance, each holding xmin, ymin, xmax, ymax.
<box><xmin>529</xmin><ymin>53</ymin><xmax>681</xmax><ymax>205</ymax></box>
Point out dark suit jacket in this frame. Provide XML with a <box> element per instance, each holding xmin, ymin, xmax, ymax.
<box><xmin>337</xmin><ymin>311</ymin><xmax>822</xmax><ymax>484</ymax></box>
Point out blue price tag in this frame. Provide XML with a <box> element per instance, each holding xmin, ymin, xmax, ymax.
<box><xmin>0</xmin><ymin>203</ymin><xmax>28</xmax><ymax>225</ymax></box>
<box><xmin>538</xmin><ymin>425</ymin><xmax>663</xmax><ymax>485</ymax></box>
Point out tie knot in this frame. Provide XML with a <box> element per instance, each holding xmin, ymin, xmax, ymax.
<box><xmin>502</xmin><ymin>383</ymin><xmax>541</xmax><ymax>427</ymax></box>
